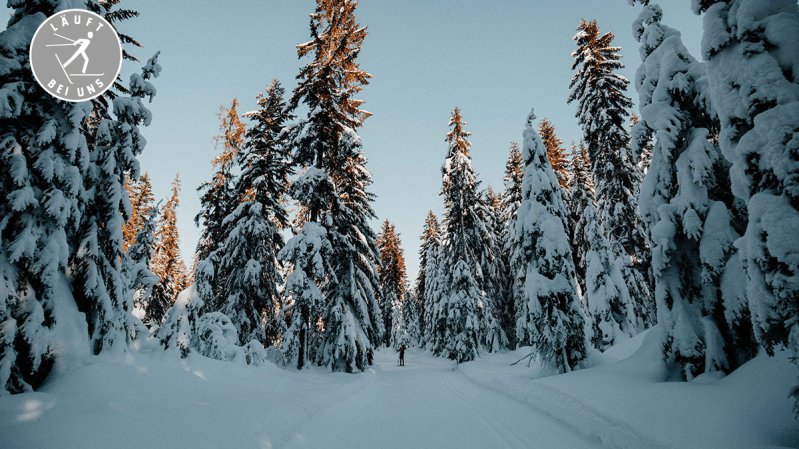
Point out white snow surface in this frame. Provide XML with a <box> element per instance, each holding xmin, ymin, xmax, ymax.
<box><xmin>1</xmin><ymin>330</ymin><xmax>796</xmax><ymax>449</ymax></box>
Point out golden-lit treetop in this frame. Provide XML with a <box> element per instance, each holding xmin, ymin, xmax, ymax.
<box><xmin>296</xmin><ymin>0</ymin><xmax>373</xmax><ymax>126</ymax></box>
<box><xmin>122</xmin><ymin>172</ymin><xmax>155</xmax><ymax>252</ymax></box>
<box><xmin>445</xmin><ymin>107</ymin><xmax>471</xmax><ymax>158</ymax></box>
<box><xmin>539</xmin><ymin>118</ymin><xmax>570</xmax><ymax>189</ymax></box>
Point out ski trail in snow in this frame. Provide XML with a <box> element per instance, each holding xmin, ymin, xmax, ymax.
<box><xmin>280</xmin><ymin>350</ymin><xmax>601</xmax><ymax>449</ymax></box>
<box><xmin>456</xmin><ymin>369</ymin><xmax>672</xmax><ymax>449</ymax></box>
<box><xmin>437</xmin><ymin>369</ymin><xmax>528</xmax><ymax>449</ymax></box>
<box><xmin>274</xmin><ymin>370</ymin><xmax>376</xmax><ymax>449</ymax></box>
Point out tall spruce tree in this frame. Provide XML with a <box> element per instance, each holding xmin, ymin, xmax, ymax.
<box><xmin>510</xmin><ymin>110</ymin><xmax>586</xmax><ymax>373</ymax></box>
<box><xmin>195</xmin><ymin>99</ymin><xmax>246</xmax><ymax>264</ymax></box>
<box><xmin>501</xmin><ymin>142</ymin><xmax>523</xmax><ymax>348</ymax></box>
<box><xmin>73</xmin><ymin>53</ymin><xmax>162</xmax><ymax>353</ymax></box>
<box><xmin>280</xmin><ymin>0</ymin><xmax>383</xmax><ymax>372</ymax></box>
<box><xmin>377</xmin><ymin>220</ymin><xmax>407</xmax><ymax>347</ymax></box>
<box><xmin>397</xmin><ymin>290</ymin><xmax>421</xmax><ymax>348</ymax></box>
<box><xmin>200</xmin><ymin>81</ymin><xmax>293</xmax><ymax>346</ymax></box>
<box><xmin>150</xmin><ymin>175</ymin><xmax>187</xmax><ymax>325</ymax></box>
<box><xmin>486</xmin><ymin>186</ymin><xmax>515</xmax><ymax>348</ymax></box>
<box><xmin>502</xmin><ymin>142</ymin><xmax>524</xmax><ymax>226</ymax></box>
<box><xmin>0</xmin><ymin>1</ymin><xmax>96</xmax><ymax>391</ymax></box>
<box><xmin>430</xmin><ymin>108</ymin><xmax>504</xmax><ymax>362</ymax></box>
<box><xmin>568</xmin><ymin>18</ymin><xmax>654</xmax><ymax>328</ymax></box>
<box><xmin>415</xmin><ymin>210</ymin><xmax>440</xmax><ymax>341</ymax></box>
<box><xmin>568</xmin><ymin>142</ymin><xmax>637</xmax><ymax>351</ymax></box>
<box><xmin>420</xmin><ymin>211</ymin><xmax>446</xmax><ymax>346</ymax></box>
<box><xmin>631</xmin><ymin>1</ymin><xmax>749</xmax><ymax>378</ymax></box>
<box><xmin>124</xmin><ymin>203</ymin><xmax>160</xmax><ymax>326</ymax></box>
<box><xmin>0</xmin><ymin>1</ymin><xmax>161</xmax><ymax>392</ymax></box>
<box><xmin>692</xmin><ymin>0</ymin><xmax>799</xmax><ymax>397</ymax></box>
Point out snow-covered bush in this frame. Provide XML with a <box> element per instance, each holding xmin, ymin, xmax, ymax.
<box><xmin>194</xmin><ymin>313</ymin><xmax>240</xmax><ymax>362</ymax></box>
<box><xmin>156</xmin><ymin>285</ymin><xmax>269</xmax><ymax>367</ymax></box>
<box><xmin>157</xmin><ymin>286</ymin><xmax>203</xmax><ymax>358</ymax></box>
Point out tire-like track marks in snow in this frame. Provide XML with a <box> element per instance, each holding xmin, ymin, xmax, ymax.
<box><xmin>437</xmin><ymin>369</ymin><xmax>529</xmax><ymax>449</ymax></box>
<box><xmin>274</xmin><ymin>369</ymin><xmax>375</xmax><ymax>449</ymax></box>
<box><xmin>280</xmin><ymin>351</ymin><xmax>601</xmax><ymax>449</ymax></box>
<box><xmin>457</xmin><ymin>369</ymin><xmax>672</xmax><ymax>449</ymax></box>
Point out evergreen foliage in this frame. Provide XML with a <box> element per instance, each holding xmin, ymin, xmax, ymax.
<box><xmin>692</xmin><ymin>0</ymin><xmax>799</xmax><ymax>406</ymax></box>
<box><xmin>150</xmin><ymin>175</ymin><xmax>188</xmax><ymax>325</ymax></box>
<box><xmin>429</xmin><ymin>108</ymin><xmax>505</xmax><ymax>362</ymax></box>
<box><xmin>0</xmin><ymin>2</ymin><xmax>161</xmax><ymax>392</ymax></box>
<box><xmin>204</xmin><ymin>81</ymin><xmax>293</xmax><ymax>346</ymax></box>
<box><xmin>195</xmin><ymin>99</ymin><xmax>246</xmax><ymax>265</ymax></box>
<box><xmin>539</xmin><ymin>119</ymin><xmax>571</xmax><ymax>189</ymax></box>
<box><xmin>633</xmin><ymin>2</ymin><xmax>742</xmax><ymax>378</ymax></box>
<box><xmin>510</xmin><ymin>109</ymin><xmax>586</xmax><ymax>373</ymax></box>
<box><xmin>122</xmin><ymin>173</ymin><xmax>155</xmax><ymax>252</ymax></box>
<box><xmin>415</xmin><ymin>210</ymin><xmax>440</xmax><ymax>341</ymax></box>
<box><xmin>0</xmin><ymin>0</ymin><xmax>98</xmax><ymax>392</ymax></box>
<box><xmin>280</xmin><ymin>0</ymin><xmax>383</xmax><ymax>372</ymax></box>
<box><xmin>568</xmin><ymin>18</ymin><xmax>654</xmax><ymax>328</ymax></box>
<box><xmin>377</xmin><ymin>220</ymin><xmax>408</xmax><ymax>347</ymax></box>
<box><xmin>486</xmin><ymin>187</ymin><xmax>515</xmax><ymax>349</ymax></box>
<box><xmin>124</xmin><ymin>203</ymin><xmax>159</xmax><ymax>326</ymax></box>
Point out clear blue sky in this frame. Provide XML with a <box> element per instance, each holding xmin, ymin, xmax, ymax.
<box><xmin>33</xmin><ymin>1</ymin><xmax>706</xmax><ymax>279</ymax></box>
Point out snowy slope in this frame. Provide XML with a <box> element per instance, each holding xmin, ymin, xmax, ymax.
<box><xmin>1</xmin><ymin>332</ymin><xmax>796</xmax><ymax>449</ymax></box>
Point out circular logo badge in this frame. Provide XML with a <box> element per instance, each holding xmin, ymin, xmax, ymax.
<box><xmin>30</xmin><ymin>9</ymin><xmax>122</xmax><ymax>102</ymax></box>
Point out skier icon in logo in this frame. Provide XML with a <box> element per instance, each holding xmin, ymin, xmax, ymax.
<box><xmin>45</xmin><ymin>31</ymin><xmax>104</xmax><ymax>85</ymax></box>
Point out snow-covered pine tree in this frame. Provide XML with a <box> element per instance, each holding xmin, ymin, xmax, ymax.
<box><xmin>501</xmin><ymin>142</ymin><xmax>523</xmax><ymax>347</ymax></box>
<box><xmin>122</xmin><ymin>173</ymin><xmax>155</xmax><ymax>251</ymax></box>
<box><xmin>583</xmin><ymin>194</ymin><xmax>638</xmax><ymax>352</ymax></box>
<box><xmin>321</xmin><ymin>145</ymin><xmax>384</xmax><ymax>371</ymax></box>
<box><xmin>87</xmin><ymin>51</ymin><xmax>163</xmax><ymax>343</ymax></box>
<box><xmin>124</xmin><ymin>202</ymin><xmax>160</xmax><ymax>325</ymax></box>
<box><xmin>510</xmin><ymin>110</ymin><xmax>586</xmax><ymax>373</ymax></box>
<box><xmin>485</xmin><ymin>186</ymin><xmax>515</xmax><ymax>349</ymax></box>
<box><xmin>692</xmin><ymin>0</ymin><xmax>799</xmax><ymax>391</ymax></box>
<box><xmin>415</xmin><ymin>210</ymin><xmax>440</xmax><ymax>341</ymax></box>
<box><xmin>568</xmin><ymin>18</ymin><xmax>654</xmax><ymax>328</ymax></box>
<box><xmin>281</xmin><ymin>0</ymin><xmax>383</xmax><ymax>372</ymax></box>
<box><xmin>150</xmin><ymin>175</ymin><xmax>188</xmax><ymax>325</ymax></box>
<box><xmin>202</xmin><ymin>81</ymin><xmax>293</xmax><ymax>346</ymax></box>
<box><xmin>377</xmin><ymin>220</ymin><xmax>407</xmax><ymax>347</ymax></box>
<box><xmin>632</xmin><ymin>1</ymin><xmax>748</xmax><ymax>378</ymax></box>
<box><xmin>193</xmin><ymin>100</ymin><xmax>245</xmax><ymax>321</ymax></box>
<box><xmin>431</xmin><ymin>108</ymin><xmax>504</xmax><ymax>362</ymax></box>
<box><xmin>539</xmin><ymin>119</ymin><xmax>571</xmax><ymax>189</ymax></box>
<box><xmin>399</xmin><ymin>290</ymin><xmax>421</xmax><ymax>347</ymax></box>
<box><xmin>0</xmin><ymin>0</ymin><xmax>98</xmax><ymax>392</ymax></box>
<box><xmin>195</xmin><ymin>99</ymin><xmax>245</xmax><ymax>265</ymax></box>
<box><xmin>567</xmin><ymin>142</ymin><xmax>637</xmax><ymax>351</ymax></box>
<box><xmin>567</xmin><ymin>143</ymin><xmax>592</xmax><ymax>294</ymax></box>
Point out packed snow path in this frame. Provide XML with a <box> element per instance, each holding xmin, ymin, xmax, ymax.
<box><xmin>280</xmin><ymin>350</ymin><xmax>600</xmax><ymax>449</ymax></box>
<box><xmin>0</xmin><ymin>349</ymin><xmax>602</xmax><ymax>449</ymax></box>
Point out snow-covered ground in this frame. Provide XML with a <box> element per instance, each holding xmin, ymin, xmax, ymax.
<box><xmin>1</xmin><ymin>330</ymin><xmax>796</xmax><ymax>449</ymax></box>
